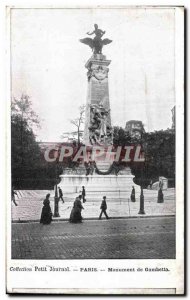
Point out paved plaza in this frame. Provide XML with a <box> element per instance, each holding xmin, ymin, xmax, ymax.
<box><xmin>12</xmin><ymin>216</ymin><xmax>175</xmax><ymax>259</ymax></box>
<box><xmin>11</xmin><ymin>188</ymin><xmax>175</xmax><ymax>222</ymax></box>
<box><xmin>11</xmin><ymin>189</ymin><xmax>176</xmax><ymax>259</ymax></box>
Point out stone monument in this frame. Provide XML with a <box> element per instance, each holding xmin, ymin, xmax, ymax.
<box><xmin>84</xmin><ymin>55</ymin><xmax>112</xmax><ymax>146</ymax></box>
<box><xmin>58</xmin><ymin>25</ymin><xmax>140</xmax><ymax>199</ymax></box>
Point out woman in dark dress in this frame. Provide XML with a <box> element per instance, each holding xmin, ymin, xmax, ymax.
<box><xmin>40</xmin><ymin>193</ymin><xmax>52</xmax><ymax>224</ymax></box>
<box><xmin>130</xmin><ymin>186</ymin><xmax>136</xmax><ymax>202</ymax></box>
<box><xmin>157</xmin><ymin>187</ymin><xmax>164</xmax><ymax>203</ymax></box>
<box><xmin>70</xmin><ymin>195</ymin><xmax>84</xmax><ymax>223</ymax></box>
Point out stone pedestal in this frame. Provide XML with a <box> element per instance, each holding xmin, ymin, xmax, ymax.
<box><xmin>58</xmin><ymin>173</ymin><xmax>140</xmax><ymax>200</ymax></box>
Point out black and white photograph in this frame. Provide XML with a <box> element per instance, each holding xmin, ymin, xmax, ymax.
<box><xmin>7</xmin><ymin>5</ymin><xmax>184</xmax><ymax>295</ymax></box>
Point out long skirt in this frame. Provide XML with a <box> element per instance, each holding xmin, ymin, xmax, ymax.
<box><xmin>40</xmin><ymin>205</ymin><xmax>52</xmax><ymax>224</ymax></box>
<box><xmin>69</xmin><ymin>207</ymin><xmax>82</xmax><ymax>223</ymax></box>
<box><xmin>157</xmin><ymin>190</ymin><xmax>164</xmax><ymax>203</ymax></box>
<box><xmin>131</xmin><ymin>193</ymin><xmax>136</xmax><ymax>202</ymax></box>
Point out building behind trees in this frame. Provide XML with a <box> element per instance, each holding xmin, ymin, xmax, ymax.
<box><xmin>125</xmin><ymin>120</ymin><xmax>145</xmax><ymax>139</ymax></box>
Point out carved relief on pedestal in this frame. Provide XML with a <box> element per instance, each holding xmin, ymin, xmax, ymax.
<box><xmin>88</xmin><ymin>102</ymin><xmax>112</xmax><ymax>145</ymax></box>
<box><xmin>87</xmin><ymin>65</ymin><xmax>109</xmax><ymax>82</ymax></box>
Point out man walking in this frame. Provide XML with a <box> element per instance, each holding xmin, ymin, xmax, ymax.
<box><xmin>99</xmin><ymin>196</ymin><xmax>109</xmax><ymax>220</ymax></box>
<box><xmin>58</xmin><ymin>187</ymin><xmax>64</xmax><ymax>203</ymax></box>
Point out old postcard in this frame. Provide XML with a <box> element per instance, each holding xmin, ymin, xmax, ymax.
<box><xmin>6</xmin><ymin>5</ymin><xmax>184</xmax><ymax>294</ymax></box>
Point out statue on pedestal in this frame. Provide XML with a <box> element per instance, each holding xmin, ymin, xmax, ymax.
<box><xmin>58</xmin><ymin>26</ymin><xmax>140</xmax><ymax>197</ymax></box>
<box><xmin>80</xmin><ymin>24</ymin><xmax>112</xmax><ymax>54</ymax></box>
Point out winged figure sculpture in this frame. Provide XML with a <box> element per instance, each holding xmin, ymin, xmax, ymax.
<box><xmin>80</xmin><ymin>24</ymin><xmax>112</xmax><ymax>54</ymax></box>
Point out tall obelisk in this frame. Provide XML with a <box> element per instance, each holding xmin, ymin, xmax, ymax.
<box><xmin>80</xmin><ymin>25</ymin><xmax>112</xmax><ymax>146</ymax></box>
<box><xmin>84</xmin><ymin>54</ymin><xmax>112</xmax><ymax>145</ymax></box>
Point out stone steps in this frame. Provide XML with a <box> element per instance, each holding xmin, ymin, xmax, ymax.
<box><xmin>12</xmin><ymin>196</ymin><xmax>176</xmax><ymax>222</ymax></box>
<box><xmin>14</xmin><ymin>190</ymin><xmax>175</xmax><ymax>202</ymax></box>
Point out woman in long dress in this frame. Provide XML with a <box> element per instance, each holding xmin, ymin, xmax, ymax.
<box><xmin>40</xmin><ymin>193</ymin><xmax>52</xmax><ymax>225</ymax></box>
<box><xmin>130</xmin><ymin>186</ymin><xmax>136</xmax><ymax>202</ymax></box>
<box><xmin>70</xmin><ymin>195</ymin><xmax>84</xmax><ymax>223</ymax></box>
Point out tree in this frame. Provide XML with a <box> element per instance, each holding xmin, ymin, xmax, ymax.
<box><xmin>11</xmin><ymin>95</ymin><xmax>82</xmax><ymax>189</ymax></box>
<box><xmin>144</xmin><ymin>129</ymin><xmax>175</xmax><ymax>185</ymax></box>
<box><xmin>11</xmin><ymin>94</ymin><xmax>40</xmax><ymax>162</ymax></box>
<box><xmin>112</xmin><ymin>126</ymin><xmax>132</xmax><ymax>146</ymax></box>
<box><xmin>11</xmin><ymin>94</ymin><xmax>41</xmax><ymax>188</ymax></box>
<box><xmin>111</xmin><ymin>126</ymin><xmax>175</xmax><ymax>188</ymax></box>
<box><xmin>130</xmin><ymin>129</ymin><xmax>175</xmax><ymax>188</ymax></box>
<box><xmin>11</xmin><ymin>94</ymin><xmax>40</xmax><ymax>127</ymax></box>
<box><xmin>69</xmin><ymin>105</ymin><xmax>85</xmax><ymax>144</ymax></box>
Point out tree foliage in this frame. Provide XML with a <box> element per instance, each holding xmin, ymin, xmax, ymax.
<box><xmin>113</xmin><ymin>126</ymin><xmax>132</xmax><ymax>146</ymax></box>
<box><xmin>11</xmin><ymin>94</ymin><xmax>40</xmax><ymax>130</ymax></box>
<box><xmin>11</xmin><ymin>95</ymin><xmax>67</xmax><ymax>189</ymax></box>
<box><xmin>112</xmin><ymin>126</ymin><xmax>175</xmax><ymax>187</ymax></box>
<box><xmin>130</xmin><ymin>129</ymin><xmax>175</xmax><ymax>187</ymax></box>
<box><xmin>11</xmin><ymin>95</ymin><xmax>42</xmax><ymax>188</ymax></box>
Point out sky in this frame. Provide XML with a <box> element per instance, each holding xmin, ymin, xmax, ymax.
<box><xmin>11</xmin><ymin>7</ymin><xmax>175</xmax><ymax>142</ymax></box>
